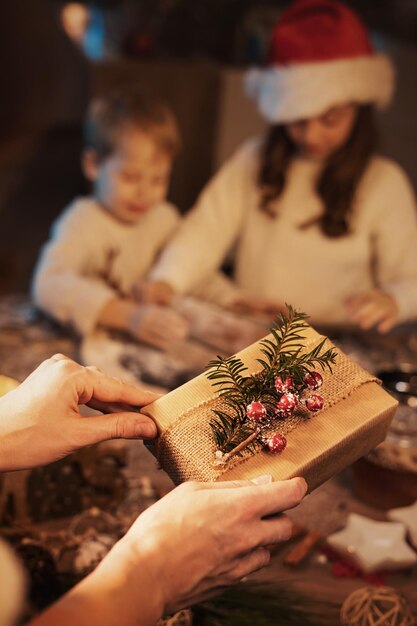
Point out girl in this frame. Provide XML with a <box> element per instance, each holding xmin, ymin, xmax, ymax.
<box><xmin>144</xmin><ymin>0</ymin><xmax>417</xmax><ymax>333</ymax></box>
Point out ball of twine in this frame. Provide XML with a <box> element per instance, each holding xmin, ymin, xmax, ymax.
<box><xmin>340</xmin><ymin>586</ymin><xmax>415</xmax><ymax>626</ymax></box>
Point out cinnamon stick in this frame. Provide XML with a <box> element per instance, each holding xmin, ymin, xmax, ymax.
<box><xmin>284</xmin><ymin>530</ymin><xmax>321</xmax><ymax>566</ymax></box>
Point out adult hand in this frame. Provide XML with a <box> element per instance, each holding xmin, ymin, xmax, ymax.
<box><xmin>345</xmin><ymin>289</ymin><xmax>399</xmax><ymax>333</ymax></box>
<box><xmin>0</xmin><ymin>355</ymin><xmax>158</xmax><ymax>472</ymax></box>
<box><xmin>31</xmin><ymin>477</ymin><xmax>307</xmax><ymax>626</ymax></box>
<box><xmin>119</xmin><ymin>478</ymin><xmax>307</xmax><ymax>613</ymax></box>
<box><xmin>128</xmin><ymin>304</ymin><xmax>189</xmax><ymax>349</ymax></box>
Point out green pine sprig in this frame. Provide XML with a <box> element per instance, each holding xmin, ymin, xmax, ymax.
<box><xmin>257</xmin><ymin>305</ymin><xmax>335</xmax><ymax>388</ymax></box>
<box><xmin>205</xmin><ymin>305</ymin><xmax>337</xmax><ymax>461</ymax></box>
<box><xmin>206</xmin><ymin>355</ymin><xmax>250</xmax><ymax>404</ymax></box>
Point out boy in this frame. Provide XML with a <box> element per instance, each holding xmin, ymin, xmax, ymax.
<box><xmin>33</xmin><ymin>88</ymin><xmax>189</xmax><ymax>348</ymax></box>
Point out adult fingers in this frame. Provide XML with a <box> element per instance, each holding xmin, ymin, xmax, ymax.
<box><xmin>167</xmin><ymin>586</ymin><xmax>230</xmax><ymax>615</ymax></box>
<box><xmin>219</xmin><ymin>547</ymin><xmax>271</xmax><ymax>583</ymax></box>
<box><xmin>86</xmin><ymin>399</ymin><xmax>144</xmax><ymax>415</ymax></box>
<box><xmin>192</xmin><ymin>477</ymin><xmax>306</xmax><ymax>515</ymax></box>
<box><xmin>167</xmin><ymin>550</ymin><xmax>270</xmax><ymax>614</ymax></box>
<box><xmin>191</xmin><ymin>548</ymin><xmax>271</xmax><ymax>592</ymax></box>
<box><xmin>248</xmin><ymin>477</ymin><xmax>307</xmax><ymax>517</ymax></box>
<box><xmin>191</xmin><ymin>478</ymin><xmax>306</xmax><ymax>526</ymax></box>
<box><xmin>168</xmin><ymin>545</ymin><xmax>271</xmax><ymax>613</ymax></box>
<box><xmin>77</xmin><ymin>411</ymin><xmax>158</xmax><ymax>445</ymax></box>
<box><xmin>256</xmin><ymin>515</ymin><xmax>294</xmax><ymax>546</ymax></box>
<box><xmin>188</xmin><ymin>474</ymin><xmax>273</xmax><ymax>492</ymax></box>
<box><xmin>189</xmin><ymin>479</ymin><xmax>259</xmax><ymax>491</ymax></box>
<box><xmin>77</xmin><ymin>367</ymin><xmax>160</xmax><ymax>407</ymax></box>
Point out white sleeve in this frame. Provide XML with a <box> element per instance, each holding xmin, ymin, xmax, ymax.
<box><xmin>149</xmin><ymin>141</ymin><xmax>257</xmax><ymax>294</ymax></box>
<box><xmin>32</xmin><ymin>210</ymin><xmax>116</xmax><ymax>336</ymax></box>
<box><xmin>372</xmin><ymin>165</ymin><xmax>417</xmax><ymax>322</ymax></box>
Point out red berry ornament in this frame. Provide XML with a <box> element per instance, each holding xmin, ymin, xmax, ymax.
<box><xmin>304</xmin><ymin>371</ymin><xmax>323</xmax><ymax>390</ymax></box>
<box><xmin>276</xmin><ymin>392</ymin><xmax>298</xmax><ymax>416</ymax></box>
<box><xmin>266</xmin><ymin>433</ymin><xmax>287</xmax><ymax>453</ymax></box>
<box><xmin>274</xmin><ymin>375</ymin><xmax>294</xmax><ymax>394</ymax></box>
<box><xmin>305</xmin><ymin>394</ymin><xmax>324</xmax><ymax>412</ymax></box>
<box><xmin>246</xmin><ymin>401</ymin><xmax>266</xmax><ymax>421</ymax></box>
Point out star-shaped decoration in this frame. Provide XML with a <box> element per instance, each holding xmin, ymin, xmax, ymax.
<box><xmin>327</xmin><ymin>513</ymin><xmax>417</xmax><ymax>573</ymax></box>
<box><xmin>388</xmin><ymin>500</ymin><xmax>417</xmax><ymax>548</ymax></box>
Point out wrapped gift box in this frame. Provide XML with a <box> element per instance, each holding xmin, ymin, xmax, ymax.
<box><xmin>142</xmin><ymin>326</ymin><xmax>398</xmax><ymax>490</ymax></box>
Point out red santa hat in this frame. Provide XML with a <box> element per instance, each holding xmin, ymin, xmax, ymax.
<box><xmin>245</xmin><ymin>0</ymin><xmax>395</xmax><ymax>123</ymax></box>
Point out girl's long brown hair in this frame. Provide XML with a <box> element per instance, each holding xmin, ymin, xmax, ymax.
<box><xmin>258</xmin><ymin>105</ymin><xmax>377</xmax><ymax>237</ymax></box>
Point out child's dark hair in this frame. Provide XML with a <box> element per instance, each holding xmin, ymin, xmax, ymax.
<box><xmin>258</xmin><ymin>105</ymin><xmax>377</xmax><ymax>237</ymax></box>
<box><xmin>84</xmin><ymin>87</ymin><xmax>181</xmax><ymax>161</ymax></box>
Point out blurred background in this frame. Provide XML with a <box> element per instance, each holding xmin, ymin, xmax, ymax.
<box><xmin>0</xmin><ymin>0</ymin><xmax>416</xmax><ymax>294</ymax></box>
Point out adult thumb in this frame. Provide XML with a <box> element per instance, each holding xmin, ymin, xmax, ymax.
<box><xmin>83</xmin><ymin>412</ymin><xmax>158</xmax><ymax>445</ymax></box>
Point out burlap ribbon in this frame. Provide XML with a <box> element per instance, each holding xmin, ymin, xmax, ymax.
<box><xmin>142</xmin><ymin>327</ymin><xmax>391</xmax><ymax>486</ymax></box>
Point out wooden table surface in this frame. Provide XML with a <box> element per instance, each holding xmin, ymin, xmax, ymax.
<box><xmin>1</xmin><ymin>294</ymin><xmax>416</xmax><ymax>623</ymax></box>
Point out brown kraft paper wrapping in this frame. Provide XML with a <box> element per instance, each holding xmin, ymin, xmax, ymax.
<box><xmin>141</xmin><ymin>326</ymin><xmax>398</xmax><ymax>490</ymax></box>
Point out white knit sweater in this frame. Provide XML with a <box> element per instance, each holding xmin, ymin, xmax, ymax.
<box><xmin>150</xmin><ymin>137</ymin><xmax>417</xmax><ymax>326</ymax></box>
<box><xmin>32</xmin><ymin>197</ymin><xmax>180</xmax><ymax>335</ymax></box>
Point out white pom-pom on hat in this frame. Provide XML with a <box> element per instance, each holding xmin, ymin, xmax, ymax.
<box><xmin>245</xmin><ymin>0</ymin><xmax>396</xmax><ymax>123</ymax></box>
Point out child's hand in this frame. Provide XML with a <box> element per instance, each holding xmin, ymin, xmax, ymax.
<box><xmin>132</xmin><ymin>280</ymin><xmax>175</xmax><ymax>305</ymax></box>
<box><xmin>345</xmin><ymin>289</ymin><xmax>399</xmax><ymax>333</ymax></box>
<box><xmin>174</xmin><ymin>298</ymin><xmax>264</xmax><ymax>354</ymax></box>
<box><xmin>232</xmin><ymin>296</ymin><xmax>287</xmax><ymax>319</ymax></box>
<box><xmin>128</xmin><ymin>304</ymin><xmax>189</xmax><ymax>349</ymax></box>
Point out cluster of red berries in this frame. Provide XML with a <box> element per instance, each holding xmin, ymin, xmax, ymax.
<box><xmin>245</xmin><ymin>371</ymin><xmax>325</xmax><ymax>454</ymax></box>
